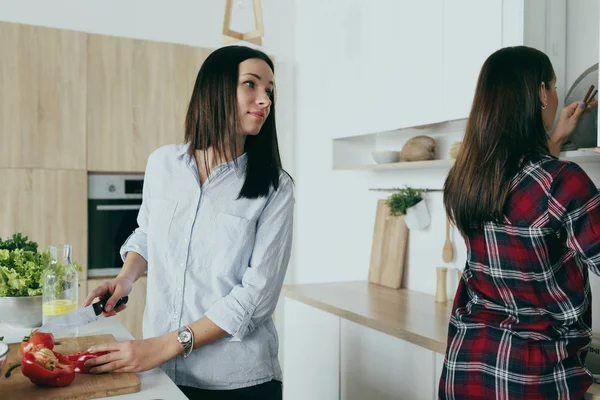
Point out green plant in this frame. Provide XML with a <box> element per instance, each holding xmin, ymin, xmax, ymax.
<box><xmin>386</xmin><ymin>187</ymin><xmax>424</xmax><ymax>216</ymax></box>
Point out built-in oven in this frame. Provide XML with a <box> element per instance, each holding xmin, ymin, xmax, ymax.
<box><xmin>88</xmin><ymin>174</ymin><xmax>144</xmax><ymax>278</ymax></box>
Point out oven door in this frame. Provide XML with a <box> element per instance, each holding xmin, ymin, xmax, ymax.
<box><xmin>88</xmin><ymin>199</ymin><xmax>141</xmax><ymax>277</ymax></box>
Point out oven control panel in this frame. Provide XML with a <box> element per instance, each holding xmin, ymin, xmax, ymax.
<box><xmin>88</xmin><ymin>175</ymin><xmax>144</xmax><ymax>200</ymax></box>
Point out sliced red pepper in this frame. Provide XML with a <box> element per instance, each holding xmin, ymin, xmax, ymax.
<box><xmin>20</xmin><ymin>331</ymin><xmax>55</xmax><ymax>356</ymax></box>
<box><xmin>65</xmin><ymin>350</ymin><xmax>110</xmax><ymax>374</ymax></box>
<box><xmin>21</xmin><ymin>346</ymin><xmax>75</xmax><ymax>387</ymax></box>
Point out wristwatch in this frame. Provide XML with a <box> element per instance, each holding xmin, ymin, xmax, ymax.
<box><xmin>177</xmin><ymin>326</ymin><xmax>194</xmax><ymax>359</ymax></box>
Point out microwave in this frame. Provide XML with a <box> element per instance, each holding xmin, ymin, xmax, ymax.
<box><xmin>87</xmin><ymin>175</ymin><xmax>144</xmax><ymax>277</ymax></box>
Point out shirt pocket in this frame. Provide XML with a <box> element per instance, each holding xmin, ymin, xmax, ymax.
<box><xmin>148</xmin><ymin>197</ymin><xmax>178</xmax><ymax>263</ymax></box>
<box><xmin>211</xmin><ymin>212</ymin><xmax>254</xmax><ymax>275</ymax></box>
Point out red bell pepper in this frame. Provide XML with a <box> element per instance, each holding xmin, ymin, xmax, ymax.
<box><xmin>19</xmin><ymin>330</ymin><xmax>55</xmax><ymax>356</ymax></box>
<box><xmin>20</xmin><ymin>346</ymin><xmax>75</xmax><ymax>387</ymax></box>
<box><xmin>65</xmin><ymin>350</ymin><xmax>109</xmax><ymax>374</ymax></box>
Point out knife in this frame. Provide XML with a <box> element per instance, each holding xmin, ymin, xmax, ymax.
<box><xmin>37</xmin><ymin>293</ymin><xmax>128</xmax><ymax>334</ymax></box>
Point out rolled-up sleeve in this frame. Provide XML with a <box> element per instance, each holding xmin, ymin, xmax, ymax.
<box><xmin>205</xmin><ymin>175</ymin><xmax>294</xmax><ymax>340</ymax></box>
<box><xmin>119</xmin><ymin>160</ymin><xmax>151</xmax><ymax>263</ymax></box>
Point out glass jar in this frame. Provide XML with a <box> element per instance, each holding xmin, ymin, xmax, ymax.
<box><xmin>42</xmin><ymin>245</ymin><xmax>79</xmax><ymax>336</ymax></box>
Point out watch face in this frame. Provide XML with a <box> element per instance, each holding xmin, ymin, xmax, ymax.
<box><xmin>180</xmin><ymin>330</ymin><xmax>192</xmax><ymax>342</ymax></box>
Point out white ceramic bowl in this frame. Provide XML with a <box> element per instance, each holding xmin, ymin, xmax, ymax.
<box><xmin>371</xmin><ymin>151</ymin><xmax>400</xmax><ymax>164</ymax></box>
<box><xmin>0</xmin><ymin>342</ymin><xmax>9</xmax><ymax>379</ymax></box>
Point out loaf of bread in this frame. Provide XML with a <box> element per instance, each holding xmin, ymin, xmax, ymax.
<box><xmin>399</xmin><ymin>135</ymin><xmax>436</xmax><ymax>161</ymax></box>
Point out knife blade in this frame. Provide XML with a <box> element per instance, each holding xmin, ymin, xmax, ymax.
<box><xmin>37</xmin><ymin>293</ymin><xmax>128</xmax><ymax>334</ymax></box>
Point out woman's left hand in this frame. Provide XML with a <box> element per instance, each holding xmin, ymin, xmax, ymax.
<box><xmin>552</xmin><ymin>100</ymin><xmax>598</xmax><ymax>144</ymax></box>
<box><xmin>84</xmin><ymin>335</ymin><xmax>179</xmax><ymax>373</ymax></box>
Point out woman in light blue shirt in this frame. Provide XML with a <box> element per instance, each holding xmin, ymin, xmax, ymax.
<box><xmin>83</xmin><ymin>45</ymin><xmax>294</xmax><ymax>399</ymax></box>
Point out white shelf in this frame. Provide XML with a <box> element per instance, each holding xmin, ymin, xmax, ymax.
<box><xmin>333</xmin><ymin>149</ymin><xmax>599</xmax><ymax>172</ymax></box>
<box><xmin>333</xmin><ymin>159</ymin><xmax>454</xmax><ymax>171</ymax></box>
<box><xmin>331</xmin><ymin>119</ymin><xmax>467</xmax><ymax>171</ymax></box>
<box><xmin>560</xmin><ymin>149</ymin><xmax>600</xmax><ymax>163</ymax></box>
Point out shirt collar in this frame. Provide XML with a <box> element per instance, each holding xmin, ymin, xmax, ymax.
<box><xmin>177</xmin><ymin>142</ymin><xmax>247</xmax><ymax>179</ymax></box>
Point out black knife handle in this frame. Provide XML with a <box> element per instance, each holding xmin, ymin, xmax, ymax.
<box><xmin>92</xmin><ymin>293</ymin><xmax>129</xmax><ymax>316</ymax></box>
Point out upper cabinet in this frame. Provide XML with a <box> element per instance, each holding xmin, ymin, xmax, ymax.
<box><xmin>441</xmin><ymin>0</ymin><xmax>503</xmax><ymax>122</ymax></box>
<box><xmin>0</xmin><ymin>22</ymin><xmax>87</xmax><ymax>170</ymax></box>
<box><xmin>327</xmin><ymin>0</ymin><xmax>444</xmax><ymax>138</ymax></box>
<box><xmin>87</xmin><ymin>34</ymin><xmax>210</xmax><ymax>172</ymax></box>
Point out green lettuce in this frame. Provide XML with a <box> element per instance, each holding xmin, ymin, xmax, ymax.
<box><xmin>0</xmin><ymin>234</ymin><xmax>82</xmax><ymax>297</ymax></box>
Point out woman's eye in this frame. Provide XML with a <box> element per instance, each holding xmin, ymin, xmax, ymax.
<box><xmin>266</xmin><ymin>89</ymin><xmax>274</xmax><ymax>98</ymax></box>
<box><xmin>244</xmin><ymin>81</ymin><xmax>255</xmax><ymax>88</ymax></box>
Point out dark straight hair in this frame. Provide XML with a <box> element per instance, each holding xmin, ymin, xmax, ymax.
<box><xmin>443</xmin><ymin>46</ymin><xmax>555</xmax><ymax>237</ymax></box>
<box><xmin>184</xmin><ymin>45</ymin><xmax>290</xmax><ymax>199</ymax></box>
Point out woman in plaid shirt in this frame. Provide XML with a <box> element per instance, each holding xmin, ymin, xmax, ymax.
<box><xmin>439</xmin><ymin>46</ymin><xmax>600</xmax><ymax>399</ymax></box>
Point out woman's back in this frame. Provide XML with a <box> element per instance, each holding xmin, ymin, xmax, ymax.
<box><xmin>440</xmin><ymin>153</ymin><xmax>600</xmax><ymax>399</ymax></box>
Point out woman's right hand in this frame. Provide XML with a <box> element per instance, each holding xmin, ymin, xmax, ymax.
<box><xmin>83</xmin><ymin>277</ymin><xmax>133</xmax><ymax>317</ymax></box>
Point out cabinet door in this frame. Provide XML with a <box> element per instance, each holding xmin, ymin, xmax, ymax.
<box><xmin>87</xmin><ymin>276</ymin><xmax>147</xmax><ymax>339</ymax></box>
<box><xmin>353</xmin><ymin>0</ymin><xmax>444</xmax><ymax>134</ymax></box>
<box><xmin>0</xmin><ymin>21</ymin><xmax>86</xmax><ymax>170</ymax></box>
<box><xmin>87</xmin><ymin>34</ymin><xmax>134</xmax><ymax>172</ymax></box>
<box><xmin>282</xmin><ymin>298</ymin><xmax>340</xmax><ymax>400</ymax></box>
<box><xmin>31</xmin><ymin>170</ymin><xmax>87</xmax><ymax>281</ymax></box>
<box><xmin>340</xmin><ymin>319</ymin><xmax>436</xmax><ymax>400</ymax></box>
<box><xmin>442</xmin><ymin>0</ymin><xmax>503</xmax><ymax>121</ymax></box>
<box><xmin>87</xmin><ymin>34</ymin><xmax>209</xmax><ymax>172</ymax></box>
<box><xmin>0</xmin><ymin>169</ymin><xmax>34</xmax><ymax>238</ymax></box>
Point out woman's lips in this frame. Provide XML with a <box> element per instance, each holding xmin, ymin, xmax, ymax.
<box><xmin>248</xmin><ymin>112</ymin><xmax>265</xmax><ymax>120</ymax></box>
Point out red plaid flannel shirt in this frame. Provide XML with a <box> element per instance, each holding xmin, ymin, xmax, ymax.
<box><xmin>439</xmin><ymin>154</ymin><xmax>600</xmax><ymax>399</ymax></box>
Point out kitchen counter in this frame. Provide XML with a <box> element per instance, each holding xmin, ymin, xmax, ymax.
<box><xmin>0</xmin><ymin>316</ymin><xmax>186</xmax><ymax>400</ymax></box>
<box><xmin>281</xmin><ymin>281</ymin><xmax>600</xmax><ymax>399</ymax></box>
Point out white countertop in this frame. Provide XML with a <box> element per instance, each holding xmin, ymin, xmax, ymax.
<box><xmin>0</xmin><ymin>317</ymin><xmax>187</xmax><ymax>400</ymax></box>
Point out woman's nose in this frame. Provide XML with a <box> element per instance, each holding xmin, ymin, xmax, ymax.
<box><xmin>257</xmin><ymin>93</ymin><xmax>272</xmax><ymax>107</ymax></box>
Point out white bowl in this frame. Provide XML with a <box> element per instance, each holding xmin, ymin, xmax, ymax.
<box><xmin>371</xmin><ymin>151</ymin><xmax>400</xmax><ymax>164</ymax></box>
<box><xmin>0</xmin><ymin>342</ymin><xmax>9</xmax><ymax>378</ymax></box>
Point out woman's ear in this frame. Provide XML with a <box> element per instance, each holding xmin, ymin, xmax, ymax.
<box><xmin>539</xmin><ymin>82</ymin><xmax>548</xmax><ymax>107</ymax></box>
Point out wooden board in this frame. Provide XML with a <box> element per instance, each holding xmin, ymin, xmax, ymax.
<box><xmin>368</xmin><ymin>200</ymin><xmax>409</xmax><ymax>289</ymax></box>
<box><xmin>0</xmin><ymin>334</ymin><xmax>141</xmax><ymax>400</ymax></box>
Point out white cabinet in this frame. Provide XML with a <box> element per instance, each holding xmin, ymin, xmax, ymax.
<box><xmin>327</xmin><ymin>0</ymin><xmax>444</xmax><ymax>139</ymax></box>
<box><xmin>441</xmin><ymin>0</ymin><xmax>503</xmax><ymax>121</ymax></box>
<box><xmin>340</xmin><ymin>319</ymin><xmax>436</xmax><ymax>400</ymax></box>
<box><xmin>435</xmin><ymin>352</ymin><xmax>445</xmax><ymax>399</ymax></box>
<box><xmin>282</xmin><ymin>298</ymin><xmax>444</xmax><ymax>399</ymax></box>
<box><xmin>282</xmin><ymin>298</ymin><xmax>340</xmax><ymax>400</ymax></box>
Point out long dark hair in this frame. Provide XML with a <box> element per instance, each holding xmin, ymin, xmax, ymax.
<box><xmin>184</xmin><ymin>45</ymin><xmax>290</xmax><ymax>199</ymax></box>
<box><xmin>443</xmin><ymin>46</ymin><xmax>554</xmax><ymax>237</ymax></box>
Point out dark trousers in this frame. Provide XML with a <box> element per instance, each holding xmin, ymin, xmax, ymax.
<box><xmin>178</xmin><ymin>380</ymin><xmax>282</xmax><ymax>400</ymax></box>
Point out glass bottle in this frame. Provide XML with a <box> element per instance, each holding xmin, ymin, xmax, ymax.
<box><xmin>42</xmin><ymin>245</ymin><xmax>79</xmax><ymax>336</ymax></box>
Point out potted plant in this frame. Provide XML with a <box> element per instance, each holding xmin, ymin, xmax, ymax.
<box><xmin>387</xmin><ymin>187</ymin><xmax>430</xmax><ymax>230</ymax></box>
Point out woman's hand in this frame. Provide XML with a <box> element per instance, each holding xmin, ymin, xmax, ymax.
<box><xmin>84</xmin><ymin>334</ymin><xmax>181</xmax><ymax>374</ymax></box>
<box><xmin>82</xmin><ymin>277</ymin><xmax>133</xmax><ymax>317</ymax></box>
<box><xmin>550</xmin><ymin>100</ymin><xmax>598</xmax><ymax>153</ymax></box>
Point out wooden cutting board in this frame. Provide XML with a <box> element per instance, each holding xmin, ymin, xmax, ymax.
<box><xmin>0</xmin><ymin>334</ymin><xmax>141</xmax><ymax>400</ymax></box>
<box><xmin>368</xmin><ymin>199</ymin><xmax>409</xmax><ymax>289</ymax></box>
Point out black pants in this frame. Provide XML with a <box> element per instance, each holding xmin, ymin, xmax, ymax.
<box><xmin>178</xmin><ymin>380</ymin><xmax>282</xmax><ymax>400</ymax></box>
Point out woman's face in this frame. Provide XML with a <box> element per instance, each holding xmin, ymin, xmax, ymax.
<box><xmin>541</xmin><ymin>77</ymin><xmax>558</xmax><ymax>131</ymax></box>
<box><xmin>237</xmin><ymin>58</ymin><xmax>274</xmax><ymax>135</ymax></box>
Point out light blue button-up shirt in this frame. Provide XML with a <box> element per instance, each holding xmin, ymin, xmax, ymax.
<box><xmin>120</xmin><ymin>143</ymin><xmax>294</xmax><ymax>390</ymax></box>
